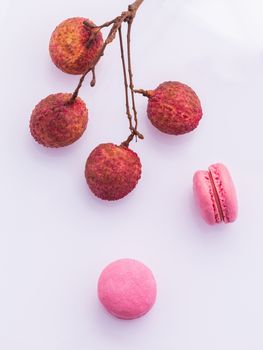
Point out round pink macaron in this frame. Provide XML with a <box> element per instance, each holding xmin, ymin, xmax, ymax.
<box><xmin>193</xmin><ymin>163</ymin><xmax>238</xmax><ymax>225</ymax></box>
<box><xmin>97</xmin><ymin>259</ymin><xmax>157</xmax><ymax>320</ymax></box>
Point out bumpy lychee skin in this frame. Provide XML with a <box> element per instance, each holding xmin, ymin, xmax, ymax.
<box><xmin>85</xmin><ymin>143</ymin><xmax>142</xmax><ymax>201</ymax></box>
<box><xmin>30</xmin><ymin>93</ymin><xmax>88</xmax><ymax>148</ymax></box>
<box><xmin>49</xmin><ymin>17</ymin><xmax>103</xmax><ymax>75</ymax></box>
<box><xmin>147</xmin><ymin>81</ymin><xmax>203</xmax><ymax>135</ymax></box>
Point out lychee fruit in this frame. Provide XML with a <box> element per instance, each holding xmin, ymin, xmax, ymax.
<box><xmin>85</xmin><ymin>143</ymin><xmax>142</xmax><ymax>201</ymax></box>
<box><xmin>139</xmin><ymin>81</ymin><xmax>202</xmax><ymax>135</ymax></box>
<box><xmin>30</xmin><ymin>93</ymin><xmax>88</xmax><ymax>148</ymax></box>
<box><xmin>49</xmin><ymin>17</ymin><xmax>103</xmax><ymax>75</ymax></box>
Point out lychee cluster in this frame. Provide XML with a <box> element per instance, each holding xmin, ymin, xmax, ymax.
<box><xmin>30</xmin><ymin>17</ymin><xmax>103</xmax><ymax>149</ymax></box>
<box><xmin>29</xmin><ymin>0</ymin><xmax>204</xmax><ymax>202</ymax></box>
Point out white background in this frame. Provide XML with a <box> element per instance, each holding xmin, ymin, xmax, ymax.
<box><xmin>1</xmin><ymin>0</ymin><xmax>263</xmax><ymax>349</ymax></box>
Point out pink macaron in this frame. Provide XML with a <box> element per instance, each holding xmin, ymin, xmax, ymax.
<box><xmin>193</xmin><ymin>163</ymin><xmax>238</xmax><ymax>225</ymax></box>
<box><xmin>97</xmin><ymin>259</ymin><xmax>157</xmax><ymax>320</ymax></box>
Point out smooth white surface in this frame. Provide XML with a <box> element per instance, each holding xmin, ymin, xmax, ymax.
<box><xmin>1</xmin><ymin>0</ymin><xmax>263</xmax><ymax>349</ymax></box>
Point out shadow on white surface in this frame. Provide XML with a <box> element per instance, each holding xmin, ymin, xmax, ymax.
<box><xmin>25</xmin><ymin>130</ymin><xmax>89</xmax><ymax>160</ymax></box>
<box><xmin>90</xmin><ymin>299</ymin><xmax>158</xmax><ymax>342</ymax></box>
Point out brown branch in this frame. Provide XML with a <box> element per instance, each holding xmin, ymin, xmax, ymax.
<box><xmin>118</xmin><ymin>27</ymin><xmax>133</xmax><ymax>132</ymax></box>
<box><xmin>67</xmin><ymin>0</ymin><xmax>144</xmax><ymax>105</ymax></box>
<box><xmin>128</xmin><ymin>0</ymin><xmax>144</xmax><ymax>16</ymax></box>
<box><xmin>121</xmin><ymin>129</ymin><xmax>144</xmax><ymax>148</ymax></box>
<box><xmin>84</xmin><ymin>18</ymin><xmax>115</xmax><ymax>30</ymax></box>
<box><xmin>127</xmin><ymin>18</ymin><xmax>138</xmax><ymax>137</ymax></box>
<box><xmin>121</xmin><ymin>133</ymin><xmax>135</xmax><ymax>148</ymax></box>
<box><xmin>120</xmin><ymin>17</ymin><xmax>144</xmax><ymax>147</ymax></box>
<box><xmin>119</xmin><ymin>23</ymin><xmax>144</xmax><ymax>148</ymax></box>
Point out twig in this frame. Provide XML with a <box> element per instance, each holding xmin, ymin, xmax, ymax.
<box><xmin>84</xmin><ymin>18</ymin><xmax>115</xmax><ymax>30</ymax></box>
<box><xmin>119</xmin><ymin>23</ymin><xmax>144</xmax><ymax>147</ymax></box>
<box><xmin>127</xmin><ymin>18</ymin><xmax>138</xmax><ymax>138</ymax></box>
<box><xmin>68</xmin><ymin>0</ymin><xmax>144</xmax><ymax>147</ymax></box>
<box><xmin>120</xmin><ymin>17</ymin><xmax>144</xmax><ymax>147</ymax></box>
<box><xmin>133</xmin><ymin>88</ymin><xmax>152</xmax><ymax>97</ymax></box>
<box><xmin>118</xmin><ymin>27</ymin><xmax>133</xmax><ymax>132</ymax></box>
<box><xmin>128</xmin><ymin>0</ymin><xmax>144</xmax><ymax>16</ymax></box>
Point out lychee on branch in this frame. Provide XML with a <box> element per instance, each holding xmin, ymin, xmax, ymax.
<box><xmin>30</xmin><ymin>0</ymin><xmax>144</xmax><ymax>149</ymax></box>
<box><xmin>83</xmin><ymin>0</ymin><xmax>145</xmax><ymax>201</ymax></box>
<box><xmin>134</xmin><ymin>81</ymin><xmax>203</xmax><ymax>135</ymax></box>
<box><xmin>68</xmin><ymin>0</ymin><xmax>144</xmax><ymax>146</ymax></box>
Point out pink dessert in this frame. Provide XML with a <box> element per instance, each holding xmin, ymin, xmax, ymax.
<box><xmin>97</xmin><ymin>259</ymin><xmax>157</xmax><ymax>320</ymax></box>
<box><xmin>193</xmin><ymin>163</ymin><xmax>238</xmax><ymax>225</ymax></box>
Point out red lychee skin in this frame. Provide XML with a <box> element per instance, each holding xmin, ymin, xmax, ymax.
<box><xmin>30</xmin><ymin>93</ymin><xmax>88</xmax><ymax>148</ymax></box>
<box><xmin>85</xmin><ymin>143</ymin><xmax>142</xmax><ymax>201</ymax></box>
<box><xmin>49</xmin><ymin>17</ymin><xmax>103</xmax><ymax>75</ymax></box>
<box><xmin>147</xmin><ymin>81</ymin><xmax>203</xmax><ymax>135</ymax></box>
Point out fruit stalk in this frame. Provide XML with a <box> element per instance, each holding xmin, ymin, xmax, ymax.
<box><xmin>126</xmin><ymin>18</ymin><xmax>144</xmax><ymax>144</ymax></box>
<box><xmin>118</xmin><ymin>21</ymin><xmax>144</xmax><ymax>147</ymax></box>
<box><xmin>133</xmin><ymin>89</ymin><xmax>153</xmax><ymax>98</ymax></box>
<box><xmin>118</xmin><ymin>27</ymin><xmax>133</xmax><ymax>134</ymax></box>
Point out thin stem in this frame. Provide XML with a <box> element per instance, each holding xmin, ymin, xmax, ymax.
<box><xmin>121</xmin><ymin>18</ymin><xmax>144</xmax><ymax>146</ymax></box>
<box><xmin>68</xmin><ymin>74</ymin><xmax>86</xmax><ymax>104</ymax></box>
<box><xmin>133</xmin><ymin>88</ymin><xmax>152</xmax><ymax>97</ymax></box>
<box><xmin>121</xmin><ymin>133</ymin><xmax>135</xmax><ymax>148</ymax></box>
<box><xmin>84</xmin><ymin>18</ymin><xmax>115</xmax><ymax>30</ymax></box>
<box><xmin>127</xmin><ymin>19</ymin><xmax>138</xmax><ymax>136</ymax></box>
<box><xmin>121</xmin><ymin>128</ymin><xmax>144</xmax><ymax>147</ymax></box>
<box><xmin>118</xmin><ymin>27</ymin><xmax>133</xmax><ymax>132</ymax></box>
<box><xmin>128</xmin><ymin>0</ymin><xmax>144</xmax><ymax>15</ymax></box>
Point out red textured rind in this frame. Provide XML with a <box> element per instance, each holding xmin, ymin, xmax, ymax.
<box><xmin>85</xmin><ymin>143</ymin><xmax>142</xmax><ymax>201</ymax></box>
<box><xmin>30</xmin><ymin>93</ymin><xmax>88</xmax><ymax>148</ymax></box>
<box><xmin>147</xmin><ymin>81</ymin><xmax>203</xmax><ymax>135</ymax></box>
<box><xmin>49</xmin><ymin>17</ymin><xmax>103</xmax><ymax>75</ymax></box>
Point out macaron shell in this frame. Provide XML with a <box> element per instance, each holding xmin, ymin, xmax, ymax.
<box><xmin>193</xmin><ymin>170</ymin><xmax>222</xmax><ymax>224</ymax></box>
<box><xmin>97</xmin><ymin>259</ymin><xmax>157</xmax><ymax>320</ymax></box>
<box><xmin>209</xmin><ymin>164</ymin><xmax>238</xmax><ymax>223</ymax></box>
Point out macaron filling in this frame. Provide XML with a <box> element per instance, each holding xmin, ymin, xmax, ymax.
<box><xmin>208</xmin><ymin>170</ymin><xmax>224</xmax><ymax>222</ymax></box>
